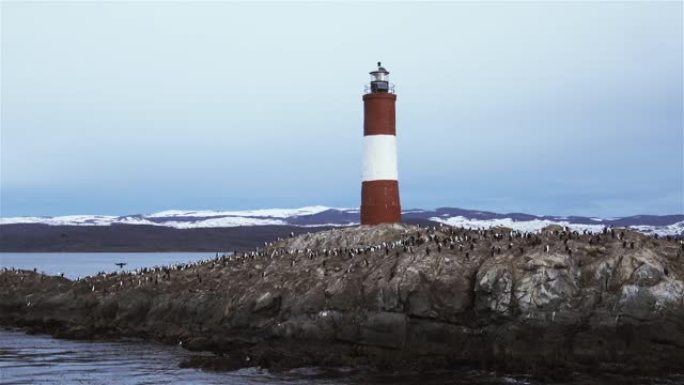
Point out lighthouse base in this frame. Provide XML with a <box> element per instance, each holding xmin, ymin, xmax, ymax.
<box><xmin>361</xmin><ymin>180</ymin><xmax>401</xmax><ymax>225</ymax></box>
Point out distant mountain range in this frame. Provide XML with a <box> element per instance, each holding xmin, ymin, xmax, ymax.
<box><xmin>2</xmin><ymin>206</ymin><xmax>683</xmax><ymax>235</ymax></box>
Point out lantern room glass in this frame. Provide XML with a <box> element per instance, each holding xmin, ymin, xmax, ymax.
<box><xmin>370</xmin><ymin>72</ymin><xmax>388</xmax><ymax>82</ymax></box>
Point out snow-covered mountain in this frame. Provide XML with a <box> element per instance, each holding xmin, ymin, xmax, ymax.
<box><xmin>0</xmin><ymin>206</ymin><xmax>343</xmax><ymax>228</ymax></box>
<box><xmin>2</xmin><ymin>206</ymin><xmax>683</xmax><ymax>236</ymax></box>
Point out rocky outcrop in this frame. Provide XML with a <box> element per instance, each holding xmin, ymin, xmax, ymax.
<box><xmin>1</xmin><ymin>224</ymin><xmax>683</xmax><ymax>377</ymax></box>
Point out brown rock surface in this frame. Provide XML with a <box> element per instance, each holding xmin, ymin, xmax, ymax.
<box><xmin>1</xmin><ymin>224</ymin><xmax>683</xmax><ymax>376</ymax></box>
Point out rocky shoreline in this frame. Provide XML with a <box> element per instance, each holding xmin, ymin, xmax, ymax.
<box><xmin>2</xmin><ymin>224</ymin><xmax>683</xmax><ymax>378</ymax></box>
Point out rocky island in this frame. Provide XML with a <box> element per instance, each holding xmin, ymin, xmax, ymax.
<box><xmin>1</xmin><ymin>224</ymin><xmax>683</xmax><ymax>379</ymax></box>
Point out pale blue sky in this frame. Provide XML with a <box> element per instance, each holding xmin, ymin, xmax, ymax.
<box><xmin>1</xmin><ymin>1</ymin><xmax>682</xmax><ymax>217</ymax></box>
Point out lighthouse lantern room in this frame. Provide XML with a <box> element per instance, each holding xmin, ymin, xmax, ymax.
<box><xmin>369</xmin><ymin>62</ymin><xmax>390</xmax><ymax>93</ymax></box>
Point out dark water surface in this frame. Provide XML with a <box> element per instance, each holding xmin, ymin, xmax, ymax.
<box><xmin>2</xmin><ymin>329</ymin><xmax>683</xmax><ymax>385</ymax></box>
<box><xmin>0</xmin><ymin>330</ymin><xmax>530</xmax><ymax>385</ymax></box>
<box><xmin>1</xmin><ymin>253</ymin><xmax>683</xmax><ymax>384</ymax></box>
<box><xmin>0</xmin><ymin>252</ymin><xmax>217</xmax><ymax>279</ymax></box>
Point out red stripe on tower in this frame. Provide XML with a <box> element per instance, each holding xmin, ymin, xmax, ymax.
<box><xmin>361</xmin><ymin>62</ymin><xmax>401</xmax><ymax>225</ymax></box>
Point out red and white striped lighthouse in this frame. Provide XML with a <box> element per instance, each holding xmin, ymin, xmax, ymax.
<box><xmin>361</xmin><ymin>62</ymin><xmax>401</xmax><ymax>225</ymax></box>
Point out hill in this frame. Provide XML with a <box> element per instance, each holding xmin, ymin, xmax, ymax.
<box><xmin>1</xmin><ymin>207</ymin><xmax>682</xmax><ymax>251</ymax></box>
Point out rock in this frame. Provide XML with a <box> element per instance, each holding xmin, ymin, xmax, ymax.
<box><xmin>476</xmin><ymin>261</ymin><xmax>513</xmax><ymax>315</ymax></box>
<box><xmin>359</xmin><ymin>312</ymin><xmax>406</xmax><ymax>348</ymax></box>
<box><xmin>253</xmin><ymin>292</ymin><xmax>280</xmax><ymax>314</ymax></box>
<box><xmin>0</xmin><ymin>224</ymin><xmax>683</xmax><ymax>377</ymax></box>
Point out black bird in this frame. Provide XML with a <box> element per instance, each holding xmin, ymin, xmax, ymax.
<box><xmin>115</xmin><ymin>263</ymin><xmax>127</xmax><ymax>269</ymax></box>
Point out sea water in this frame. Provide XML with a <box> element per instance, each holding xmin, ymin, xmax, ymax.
<box><xmin>0</xmin><ymin>252</ymin><xmax>218</xmax><ymax>279</ymax></box>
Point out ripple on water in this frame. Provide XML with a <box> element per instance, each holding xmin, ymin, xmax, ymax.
<box><xmin>1</xmin><ymin>330</ymin><xmax>682</xmax><ymax>385</ymax></box>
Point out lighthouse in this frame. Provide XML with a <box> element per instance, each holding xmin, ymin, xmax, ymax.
<box><xmin>361</xmin><ymin>62</ymin><xmax>401</xmax><ymax>225</ymax></box>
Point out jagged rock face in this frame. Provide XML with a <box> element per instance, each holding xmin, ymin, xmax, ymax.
<box><xmin>1</xmin><ymin>224</ymin><xmax>683</xmax><ymax>375</ymax></box>
<box><xmin>473</xmin><ymin>238</ymin><xmax>684</xmax><ymax>322</ymax></box>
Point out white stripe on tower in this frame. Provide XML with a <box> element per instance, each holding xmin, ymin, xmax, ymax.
<box><xmin>362</xmin><ymin>135</ymin><xmax>398</xmax><ymax>182</ymax></box>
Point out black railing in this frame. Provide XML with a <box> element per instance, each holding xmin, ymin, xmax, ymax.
<box><xmin>363</xmin><ymin>83</ymin><xmax>396</xmax><ymax>94</ymax></box>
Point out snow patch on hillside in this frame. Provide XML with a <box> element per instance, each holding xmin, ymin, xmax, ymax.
<box><xmin>629</xmin><ymin>221</ymin><xmax>684</xmax><ymax>237</ymax></box>
<box><xmin>0</xmin><ymin>215</ymin><xmax>121</xmax><ymax>226</ymax></box>
<box><xmin>1</xmin><ymin>207</ymin><xmax>682</xmax><ymax>235</ymax></box>
<box><xmin>430</xmin><ymin>216</ymin><xmax>684</xmax><ymax>236</ymax></box>
<box><xmin>164</xmin><ymin>217</ymin><xmax>287</xmax><ymax>228</ymax></box>
<box><xmin>0</xmin><ymin>206</ymin><xmax>346</xmax><ymax>229</ymax></box>
<box><xmin>430</xmin><ymin>216</ymin><xmax>606</xmax><ymax>233</ymax></box>
<box><xmin>147</xmin><ymin>206</ymin><xmax>334</xmax><ymax>219</ymax></box>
